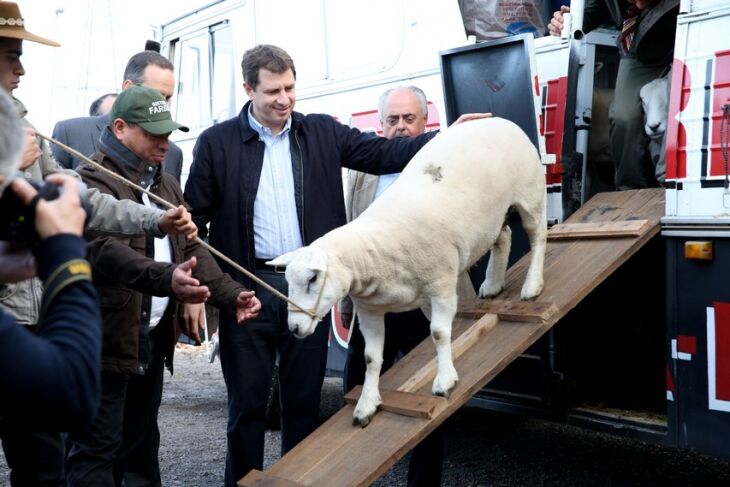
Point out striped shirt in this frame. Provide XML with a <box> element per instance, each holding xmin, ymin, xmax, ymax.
<box><xmin>248</xmin><ymin>107</ymin><xmax>303</xmax><ymax>259</ymax></box>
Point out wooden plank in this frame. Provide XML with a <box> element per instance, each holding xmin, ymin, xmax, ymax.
<box><xmin>547</xmin><ymin>219</ymin><xmax>649</xmax><ymax>239</ymax></box>
<box><xmin>494</xmin><ymin>190</ymin><xmax>664</xmax><ymax>311</ymax></box>
<box><xmin>456</xmin><ymin>298</ymin><xmax>559</xmax><ymax>323</ymax></box>
<box><xmin>343</xmin><ymin>386</ymin><xmax>447</xmax><ymax>419</ymax></box>
<box><xmin>396</xmin><ymin>313</ymin><xmax>498</xmax><ymax>394</ymax></box>
<box><xmin>238</xmin><ymin>469</ymin><xmax>303</xmax><ymax>487</ymax></box>
<box><xmin>250</xmin><ymin>189</ymin><xmax>666</xmax><ymax>487</ymax></box>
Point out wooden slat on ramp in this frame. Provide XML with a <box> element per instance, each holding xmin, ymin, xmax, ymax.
<box><xmin>239</xmin><ymin>189</ymin><xmax>664</xmax><ymax>487</ymax></box>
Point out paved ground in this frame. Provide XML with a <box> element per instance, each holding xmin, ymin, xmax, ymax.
<box><xmin>2</xmin><ymin>344</ymin><xmax>730</xmax><ymax>486</ymax></box>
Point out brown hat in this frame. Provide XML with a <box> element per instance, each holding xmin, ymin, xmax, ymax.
<box><xmin>0</xmin><ymin>2</ymin><xmax>59</xmax><ymax>47</ymax></box>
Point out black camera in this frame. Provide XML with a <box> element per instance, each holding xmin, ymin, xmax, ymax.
<box><xmin>0</xmin><ymin>175</ymin><xmax>91</xmax><ymax>244</ymax></box>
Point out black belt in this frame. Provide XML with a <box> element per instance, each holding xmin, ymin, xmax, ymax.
<box><xmin>255</xmin><ymin>258</ymin><xmax>286</xmax><ymax>273</ymax></box>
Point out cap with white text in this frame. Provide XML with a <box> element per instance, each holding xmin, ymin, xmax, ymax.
<box><xmin>110</xmin><ymin>84</ymin><xmax>188</xmax><ymax>135</ymax></box>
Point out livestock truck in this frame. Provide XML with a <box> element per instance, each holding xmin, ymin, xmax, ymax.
<box><xmin>158</xmin><ymin>0</ymin><xmax>730</xmax><ymax>459</ymax></box>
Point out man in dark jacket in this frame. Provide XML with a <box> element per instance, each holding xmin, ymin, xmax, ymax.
<box><xmin>67</xmin><ymin>85</ymin><xmax>261</xmax><ymax>487</ymax></box>
<box><xmin>184</xmin><ymin>44</ymin><xmax>485</xmax><ymax>485</ymax></box>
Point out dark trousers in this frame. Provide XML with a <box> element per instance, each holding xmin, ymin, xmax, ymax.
<box><xmin>344</xmin><ymin>309</ymin><xmax>445</xmax><ymax>487</ymax></box>
<box><xmin>0</xmin><ymin>420</ymin><xmax>65</xmax><ymax>487</ymax></box>
<box><xmin>220</xmin><ymin>269</ymin><xmax>329</xmax><ymax>486</ymax></box>
<box><xmin>65</xmin><ymin>325</ymin><xmax>166</xmax><ymax>487</ymax></box>
<box><xmin>0</xmin><ymin>323</ymin><xmax>66</xmax><ymax>487</ymax></box>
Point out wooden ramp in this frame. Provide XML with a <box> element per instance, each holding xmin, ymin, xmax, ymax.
<box><xmin>240</xmin><ymin>189</ymin><xmax>665</xmax><ymax>487</ymax></box>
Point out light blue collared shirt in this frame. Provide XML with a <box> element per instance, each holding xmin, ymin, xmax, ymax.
<box><xmin>248</xmin><ymin>108</ymin><xmax>303</xmax><ymax>259</ymax></box>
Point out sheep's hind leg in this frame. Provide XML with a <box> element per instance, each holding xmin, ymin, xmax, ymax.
<box><xmin>352</xmin><ymin>310</ymin><xmax>385</xmax><ymax>427</ymax></box>
<box><xmin>479</xmin><ymin>223</ymin><xmax>512</xmax><ymax>298</ymax></box>
<box><xmin>514</xmin><ymin>191</ymin><xmax>546</xmax><ymax>300</ymax></box>
<box><xmin>429</xmin><ymin>294</ymin><xmax>459</xmax><ymax>398</ymax></box>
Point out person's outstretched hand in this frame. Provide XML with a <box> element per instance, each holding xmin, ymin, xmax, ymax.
<box><xmin>235</xmin><ymin>291</ymin><xmax>261</xmax><ymax>323</ymax></box>
<box><xmin>171</xmin><ymin>256</ymin><xmax>210</xmax><ymax>303</ymax></box>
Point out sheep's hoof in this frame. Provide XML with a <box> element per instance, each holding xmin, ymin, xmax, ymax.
<box><xmin>352</xmin><ymin>407</ymin><xmax>378</xmax><ymax>428</ymax></box>
<box><xmin>352</xmin><ymin>414</ymin><xmax>372</xmax><ymax>428</ymax></box>
<box><xmin>520</xmin><ymin>280</ymin><xmax>544</xmax><ymax>300</ymax></box>
<box><xmin>478</xmin><ymin>280</ymin><xmax>504</xmax><ymax>299</ymax></box>
<box><xmin>432</xmin><ymin>378</ymin><xmax>458</xmax><ymax>399</ymax></box>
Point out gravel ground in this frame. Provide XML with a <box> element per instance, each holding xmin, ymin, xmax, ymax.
<box><xmin>2</xmin><ymin>344</ymin><xmax>730</xmax><ymax>486</ymax></box>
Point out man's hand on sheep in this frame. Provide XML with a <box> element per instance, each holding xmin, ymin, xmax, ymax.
<box><xmin>159</xmin><ymin>205</ymin><xmax>198</xmax><ymax>240</ymax></box>
<box><xmin>451</xmin><ymin>113</ymin><xmax>492</xmax><ymax>126</ymax></box>
<box><xmin>235</xmin><ymin>291</ymin><xmax>261</xmax><ymax>323</ymax></box>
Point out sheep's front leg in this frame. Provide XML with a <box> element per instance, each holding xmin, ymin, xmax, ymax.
<box><xmin>430</xmin><ymin>294</ymin><xmax>459</xmax><ymax>398</ymax></box>
<box><xmin>352</xmin><ymin>309</ymin><xmax>385</xmax><ymax>427</ymax></box>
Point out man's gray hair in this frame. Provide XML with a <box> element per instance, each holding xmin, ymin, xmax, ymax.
<box><xmin>377</xmin><ymin>86</ymin><xmax>428</xmax><ymax>122</ymax></box>
<box><xmin>0</xmin><ymin>89</ymin><xmax>23</xmax><ymax>192</ymax></box>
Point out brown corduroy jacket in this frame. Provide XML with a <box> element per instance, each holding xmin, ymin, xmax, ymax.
<box><xmin>78</xmin><ymin>148</ymin><xmax>246</xmax><ymax>375</ymax></box>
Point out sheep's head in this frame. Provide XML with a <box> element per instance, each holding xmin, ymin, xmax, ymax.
<box><xmin>640</xmin><ymin>73</ymin><xmax>671</xmax><ymax>140</ymax></box>
<box><xmin>267</xmin><ymin>246</ymin><xmax>343</xmax><ymax>338</ymax></box>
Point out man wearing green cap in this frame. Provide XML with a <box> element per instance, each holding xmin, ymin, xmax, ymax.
<box><xmin>67</xmin><ymin>85</ymin><xmax>262</xmax><ymax>487</ymax></box>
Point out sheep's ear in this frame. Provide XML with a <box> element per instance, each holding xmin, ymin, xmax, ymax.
<box><xmin>307</xmin><ymin>247</ymin><xmax>329</xmax><ymax>273</ymax></box>
<box><xmin>267</xmin><ymin>251</ymin><xmax>297</xmax><ymax>267</ymax></box>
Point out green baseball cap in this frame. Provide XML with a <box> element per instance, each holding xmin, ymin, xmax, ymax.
<box><xmin>110</xmin><ymin>84</ymin><xmax>189</xmax><ymax>135</ymax></box>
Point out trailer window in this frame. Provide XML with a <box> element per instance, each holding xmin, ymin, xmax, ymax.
<box><xmin>211</xmin><ymin>24</ymin><xmax>236</xmax><ymax>123</ymax></box>
<box><xmin>173</xmin><ymin>22</ymin><xmax>236</xmax><ymax>130</ymax></box>
<box><xmin>176</xmin><ymin>32</ymin><xmax>212</xmax><ymax>131</ymax></box>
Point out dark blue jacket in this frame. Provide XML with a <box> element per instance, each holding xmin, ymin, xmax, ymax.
<box><xmin>184</xmin><ymin>102</ymin><xmax>437</xmax><ymax>289</ymax></box>
<box><xmin>0</xmin><ymin>235</ymin><xmax>101</xmax><ymax>430</ymax></box>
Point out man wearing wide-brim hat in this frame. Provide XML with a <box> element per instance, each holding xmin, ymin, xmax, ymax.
<box><xmin>66</xmin><ymin>85</ymin><xmax>261</xmax><ymax>486</ymax></box>
<box><xmin>0</xmin><ymin>0</ymin><xmax>61</xmax><ymax>179</ymax></box>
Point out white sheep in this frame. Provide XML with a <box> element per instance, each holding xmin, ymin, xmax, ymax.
<box><xmin>640</xmin><ymin>68</ymin><xmax>672</xmax><ymax>177</ymax></box>
<box><xmin>640</xmin><ymin>68</ymin><xmax>671</xmax><ymax>139</ymax></box>
<box><xmin>269</xmin><ymin>117</ymin><xmax>547</xmax><ymax>427</ymax></box>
